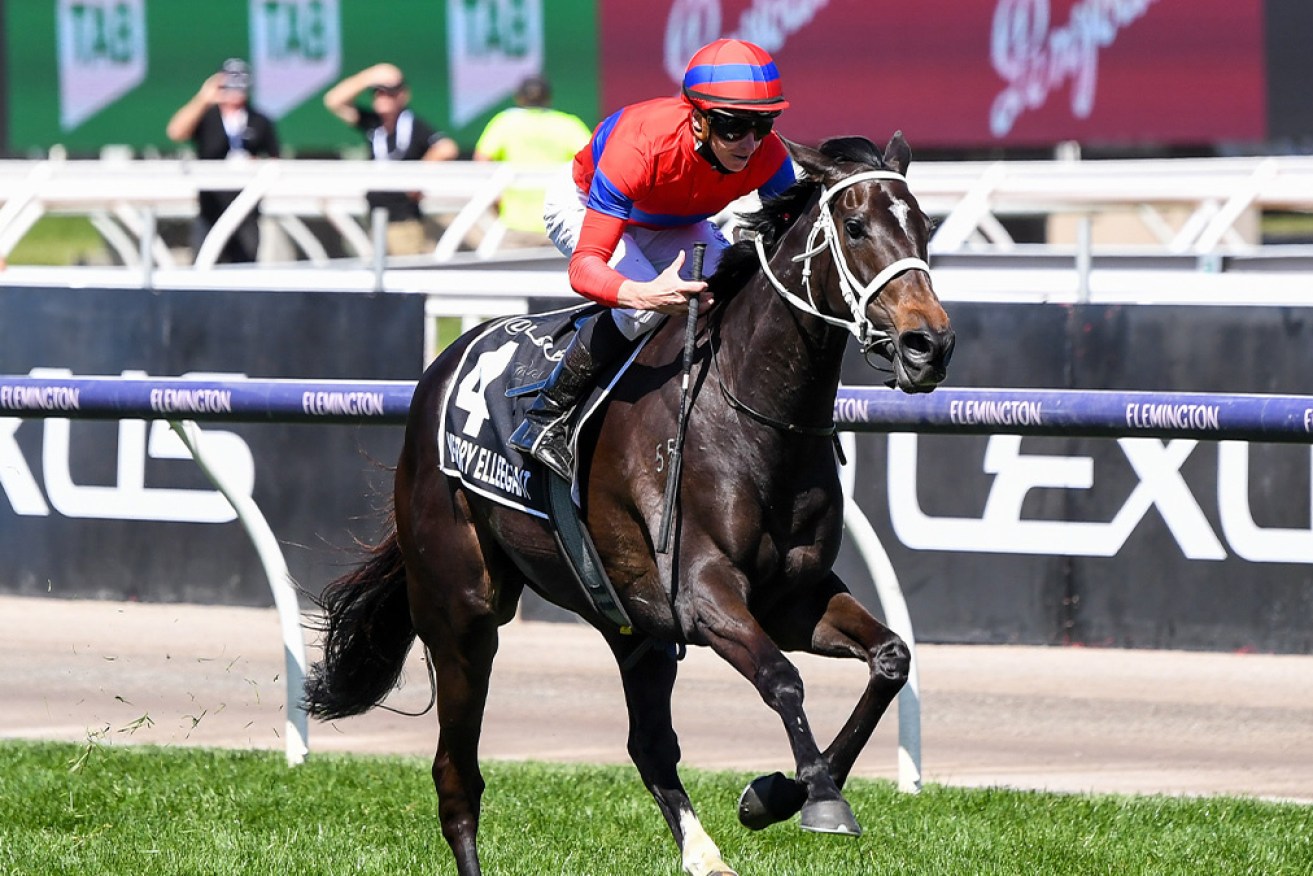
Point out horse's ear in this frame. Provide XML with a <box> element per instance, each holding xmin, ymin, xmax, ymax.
<box><xmin>884</xmin><ymin>131</ymin><xmax>912</xmax><ymax>176</ymax></box>
<box><xmin>783</xmin><ymin>137</ymin><xmax>830</xmax><ymax>182</ymax></box>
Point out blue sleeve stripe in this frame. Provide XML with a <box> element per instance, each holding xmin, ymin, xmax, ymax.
<box><xmin>760</xmin><ymin>157</ymin><xmax>797</xmax><ymax>200</ymax></box>
<box><xmin>590</xmin><ymin>109</ymin><xmax>623</xmax><ymax>168</ymax></box>
<box><xmin>585</xmin><ymin>168</ymin><xmax>633</xmax><ymax>220</ymax></box>
<box><xmin>628</xmin><ymin>207</ymin><xmax>716</xmax><ymax>227</ymax></box>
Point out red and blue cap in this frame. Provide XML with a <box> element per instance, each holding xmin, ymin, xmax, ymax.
<box><xmin>681</xmin><ymin>39</ymin><xmax>789</xmax><ymax>113</ymax></box>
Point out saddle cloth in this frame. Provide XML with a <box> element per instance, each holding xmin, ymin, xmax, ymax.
<box><xmin>436</xmin><ymin>304</ymin><xmax>648</xmax><ymax>518</ymax></box>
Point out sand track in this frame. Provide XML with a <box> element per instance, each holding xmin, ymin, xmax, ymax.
<box><xmin>3</xmin><ymin>595</ymin><xmax>1310</xmax><ymax>802</ymax></box>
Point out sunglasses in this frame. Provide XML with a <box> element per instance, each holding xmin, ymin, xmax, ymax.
<box><xmin>372</xmin><ymin>84</ymin><xmax>405</xmax><ymax>97</ymax></box>
<box><xmin>707</xmin><ymin>110</ymin><xmax>778</xmax><ymax>142</ymax></box>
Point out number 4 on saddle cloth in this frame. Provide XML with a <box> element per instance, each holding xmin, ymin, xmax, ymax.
<box><xmin>438</xmin><ymin>302</ymin><xmax>637</xmax><ymax>515</ymax></box>
<box><xmin>437</xmin><ymin>304</ymin><xmax>646</xmax><ymax>631</ymax></box>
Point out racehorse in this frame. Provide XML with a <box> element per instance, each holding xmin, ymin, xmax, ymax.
<box><xmin>304</xmin><ymin>132</ymin><xmax>955</xmax><ymax>876</ymax></box>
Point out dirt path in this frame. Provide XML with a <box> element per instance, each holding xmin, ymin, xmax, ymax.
<box><xmin>2</xmin><ymin>595</ymin><xmax>1310</xmax><ymax>802</ymax></box>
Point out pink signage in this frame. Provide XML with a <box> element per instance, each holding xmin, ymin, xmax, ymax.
<box><xmin>598</xmin><ymin>0</ymin><xmax>1266</xmax><ymax>148</ymax></box>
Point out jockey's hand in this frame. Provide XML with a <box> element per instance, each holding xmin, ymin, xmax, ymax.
<box><xmin>615</xmin><ymin>250</ymin><xmax>714</xmax><ymax>315</ymax></box>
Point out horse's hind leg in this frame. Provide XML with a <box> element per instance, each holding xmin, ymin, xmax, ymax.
<box><xmin>609</xmin><ymin>634</ymin><xmax>737</xmax><ymax>876</ymax></box>
<box><xmin>741</xmin><ymin>571</ymin><xmax>909</xmax><ymax>831</ymax></box>
<box><xmin>399</xmin><ymin>484</ymin><xmax>522</xmax><ymax>876</ymax></box>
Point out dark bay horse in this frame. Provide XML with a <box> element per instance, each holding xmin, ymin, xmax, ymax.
<box><xmin>305</xmin><ymin>133</ymin><xmax>954</xmax><ymax>876</ymax></box>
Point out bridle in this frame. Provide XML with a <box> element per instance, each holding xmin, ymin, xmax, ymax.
<box><xmin>712</xmin><ymin>166</ymin><xmax>932</xmax><ymax>444</ymax></box>
<box><xmin>753</xmin><ymin>168</ymin><xmax>932</xmax><ymax>356</ymax></box>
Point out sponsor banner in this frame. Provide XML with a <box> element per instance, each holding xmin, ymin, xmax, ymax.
<box><xmin>5</xmin><ymin>287</ymin><xmax>1311</xmax><ymax>650</ymax></box>
<box><xmin>447</xmin><ymin>0</ymin><xmax>544</xmax><ymax>127</ymax></box>
<box><xmin>599</xmin><ymin>0</ymin><xmax>1266</xmax><ymax>147</ymax></box>
<box><xmin>0</xmin><ymin>286</ymin><xmax>423</xmax><ymax>605</ymax></box>
<box><xmin>0</xmin><ymin>374</ymin><xmax>414</xmax><ymax>422</ymax></box>
<box><xmin>833</xmin><ymin>302</ymin><xmax>1313</xmax><ymax>654</ymax></box>
<box><xmin>4</xmin><ymin>0</ymin><xmax>599</xmax><ymax>154</ymax></box>
<box><xmin>833</xmin><ymin>387</ymin><xmax>1313</xmax><ymax>443</ymax></box>
<box><xmin>248</xmin><ymin>0</ymin><xmax>342</xmax><ymax>120</ymax></box>
<box><xmin>56</xmin><ymin>0</ymin><xmax>148</xmax><ymax>130</ymax></box>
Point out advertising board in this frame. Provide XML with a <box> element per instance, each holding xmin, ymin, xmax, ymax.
<box><xmin>0</xmin><ymin>286</ymin><xmax>424</xmax><ymax>605</ymax></box>
<box><xmin>834</xmin><ymin>301</ymin><xmax>1313</xmax><ymax>654</ymax></box>
<box><xmin>599</xmin><ymin>0</ymin><xmax>1266</xmax><ymax>148</ymax></box>
<box><xmin>2</xmin><ymin>0</ymin><xmax>599</xmax><ymax>154</ymax></box>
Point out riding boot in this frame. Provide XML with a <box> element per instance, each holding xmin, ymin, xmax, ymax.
<box><xmin>509</xmin><ymin>316</ymin><xmax>620</xmax><ymax>481</ymax></box>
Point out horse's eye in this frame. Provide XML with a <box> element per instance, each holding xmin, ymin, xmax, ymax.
<box><xmin>843</xmin><ymin>218</ymin><xmax>865</xmax><ymax>240</ymax></box>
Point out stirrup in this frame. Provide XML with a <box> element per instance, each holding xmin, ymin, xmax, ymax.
<box><xmin>530</xmin><ymin>428</ymin><xmax>574</xmax><ymax>482</ymax></box>
<box><xmin>509</xmin><ymin>416</ymin><xmax>574</xmax><ymax>481</ymax></box>
<box><xmin>533</xmin><ymin>441</ymin><xmax>575</xmax><ymax>483</ymax></box>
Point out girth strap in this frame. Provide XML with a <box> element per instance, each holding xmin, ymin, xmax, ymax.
<box><xmin>545</xmin><ymin>471</ymin><xmax>634</xmax><ymax>634</ymax></box>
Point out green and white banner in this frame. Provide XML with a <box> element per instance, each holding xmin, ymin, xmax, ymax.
<box><xmin>447</xmin><ymin>0</ymin><xmax>542</xmax><ymax>127</ymax></box>
<box><xmin>57</xmin><ymin>0</ymin><xmax>148</xmax><ymax>130</ymax></box>
<box><xmin>248</xmin><ymin>0</ymin><xmax>342</xmax><ymax>120</ymax></box>
<box><xmin>3</xmin><ymin>0</ymin><xmax>598</xmax><ymax>155</ymax></box>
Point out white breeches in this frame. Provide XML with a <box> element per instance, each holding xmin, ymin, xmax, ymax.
<box><xmin>542</xmin><ymin>168</ymin><xmax>729</xmax><ymax>341</ymax></box>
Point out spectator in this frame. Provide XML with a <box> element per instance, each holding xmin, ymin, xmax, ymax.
<box><xmin>323</xmin><ymin>63</ymin><xmax>459</xmax><ymax>256</ymax></box>
<box><xmin>166</xmin><ymin>58</ymin><xmax>280</xmax><ymax>264</ymax></box>
<box><xmin>474</xmin><ymin>75</ymin><xmax>592</xmax><ymax>246</ymax></box>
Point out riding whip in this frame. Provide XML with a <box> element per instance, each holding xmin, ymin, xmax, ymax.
<box><xmin>657</xmin><ymin>242</ymin><xmax>705</xmax><ymax>554</ymax></box>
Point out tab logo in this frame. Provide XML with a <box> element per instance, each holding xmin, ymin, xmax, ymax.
<box><xmin>58</xmin><ymin>0</ymin><xmax>148</xmax><ymax>130</ymax></box>
<box><xmin>250</xmin><ymin>0</ymin><xmax>342</xmax><ymax>119</ymax></box>
<box><xmin>447</xmin><ymin>0</ymin><xmax>543</xmax><ymax>127</ymax></box>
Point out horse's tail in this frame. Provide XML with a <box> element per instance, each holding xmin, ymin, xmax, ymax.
<box><xmin>303</xmin><ymin>525</ymin><xmax>415</xmax><ymax>721</ymax></box>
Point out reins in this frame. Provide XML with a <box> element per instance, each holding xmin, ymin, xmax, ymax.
<box><xmin>708</xmin><ymin>326</ymin><xmax>836</xmax><ymax>437</ymax></box>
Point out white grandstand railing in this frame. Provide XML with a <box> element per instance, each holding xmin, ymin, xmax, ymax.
<box><xmin>4</xmin><ymin>154</ymin><xmax>1313</xmax><ymax>269</ymax></box>
<box><xmin>0</xmin><ymin>158</ymin><xmax>562</xmax><ymax>269</ymax></box>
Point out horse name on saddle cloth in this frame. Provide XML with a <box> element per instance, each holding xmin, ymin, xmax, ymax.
<box><xmin>436</xmin><ymin>304</ymin><xmax>622</xmax><ymax>519</ymax></box>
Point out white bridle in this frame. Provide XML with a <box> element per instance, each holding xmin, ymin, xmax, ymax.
<box><xmin>753</xmin><ymin>169</ymin><xmax>932</xmax><ymax>350</ymax></box>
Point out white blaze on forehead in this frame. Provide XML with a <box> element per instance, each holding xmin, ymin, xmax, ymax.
<box><xmin>890</xmin><ymin>197</ymin><xmax>912</xmax><ymax>238</ymax></box>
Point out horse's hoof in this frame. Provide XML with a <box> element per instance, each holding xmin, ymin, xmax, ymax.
<box><xmin>737</xmin><ymin>771</ymin><xmax>806</xmax><ymax>830</ymax></box>
<box><xmin>800</xmin><ymin>798</ymin><xmax>862</xmax><ymax>836</ymax></box>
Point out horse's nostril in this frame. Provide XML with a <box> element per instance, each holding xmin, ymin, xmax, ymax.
<box><xmin>898</xmin><ymin>328</ymin><xmax>955</xmax><ymax>368</ymax></box>
<box><xmin>898</xmin><ymin>330</ymin><xmax>934</xmax><ymax>361</ymax></box>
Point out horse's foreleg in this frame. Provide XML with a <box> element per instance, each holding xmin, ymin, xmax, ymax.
<box><xmin>610</xmin><ymin>635</ymin><xmax>737</xmax><ymax>876</ymax></box>
<box><xmin>739</xmin><ymin>573</ymin><xmax>908</xmax><ymax>830</ymax></box>
<box><xmin>803</xmin><ymin>584</ymin><xmax>909</xmax><ymax>789</ymax></box>
<box><xmin>686</xmin><ymin>575</ymin><xmax>860</xmax><ymax>837</ymax></box>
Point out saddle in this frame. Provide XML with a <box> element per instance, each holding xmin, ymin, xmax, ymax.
<box><xmin>436</xmin><ymin>305</ymin><xmax>648</xmax><ymax>630</ymax></box>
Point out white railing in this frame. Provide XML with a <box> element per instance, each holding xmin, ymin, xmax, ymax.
<box><xmin>0</xmin><ymin>158</ymin><xmax>562</xmax><ymax>268</ymax></box>
<box><xmin>5</xmin><ymin>154</ymin><xmax>1313</xmax><ymax>270</ymax></box>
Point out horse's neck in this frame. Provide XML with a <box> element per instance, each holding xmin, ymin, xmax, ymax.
<box><xmin>716</xmin><ymin>230</ymin><xmax>846</xmax><ymax>428</ymax></box>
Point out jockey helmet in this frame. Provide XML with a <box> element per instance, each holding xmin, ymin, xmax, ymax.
<box><xmin>682</xmin><ymin>39</ymin><xmax>790</xmax><ymax>113</ymax></box>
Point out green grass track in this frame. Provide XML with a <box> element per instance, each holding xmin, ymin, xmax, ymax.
<box><xmin>1</xmin><ymin>741</ymin><xmax>1309</xmax><ymax>875</ymax></box>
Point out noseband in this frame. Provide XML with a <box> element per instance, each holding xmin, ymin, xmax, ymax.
<box><xmin>753</xmin><ymin>169</ymin><xmax>932</xmax><ymax>354</ymax></box>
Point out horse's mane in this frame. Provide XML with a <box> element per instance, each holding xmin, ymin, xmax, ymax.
<box><xmin>709</xmin><ymin>136</ymin><xmax>888</xmax><ymax>299</ymax></box>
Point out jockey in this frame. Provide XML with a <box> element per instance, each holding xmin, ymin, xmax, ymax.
<box><xmin>510</xmin><ymin>38</ymin><xmax>796</xmax><ymax>480</ymax></box>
